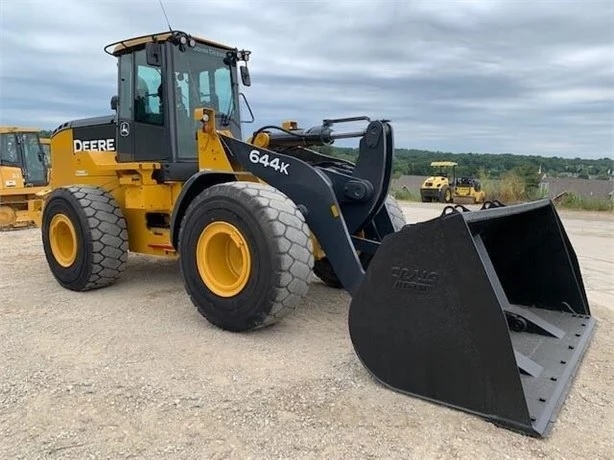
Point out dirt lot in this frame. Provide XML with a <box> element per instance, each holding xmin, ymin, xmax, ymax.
<box><xmin>1</xmin><ymin>202</ymin><xmax>612</xmax><ymax>459</ymax></box>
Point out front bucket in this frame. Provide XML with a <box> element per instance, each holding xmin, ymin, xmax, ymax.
<box><xmin>348</xmin><ymin>199</ymin><xmax>596</xmax><ymax>437</ymax></box>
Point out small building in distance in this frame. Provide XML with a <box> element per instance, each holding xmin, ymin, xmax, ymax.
<box><xmin>539</xmin><ymin>176</ymin><xmax>613</xmax><ymax>201</ymax></box>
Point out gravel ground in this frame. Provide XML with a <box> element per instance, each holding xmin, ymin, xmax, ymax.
<box><xmin>0</xmin><ymin>202</ymin><xmax>612</xmax><ymax>459</ymax></box>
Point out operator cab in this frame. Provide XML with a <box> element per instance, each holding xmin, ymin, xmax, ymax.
<box><xmin>106</xmin><ymin>30</ymin><xmax>252</xmax><ymax>180</ymax></box>
<box><xmin>433</xmin><ymin>167</ymin><xmax>449</xmax><ymax>178</ymax></box>
<box><xmin>0</xmin><ymin>128</ymin><xmax>48</xmax><ymax>186</ymax></box>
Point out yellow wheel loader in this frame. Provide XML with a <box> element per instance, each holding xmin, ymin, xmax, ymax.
<box><xmin>0</xmin><ymin>126</ymin><xmax>49</xmax><ymax>229</ymax></box>
<box><xmin>41</xmin><ymin>30</ymin><xmax>596</xmax><ymax>438</ymax></box>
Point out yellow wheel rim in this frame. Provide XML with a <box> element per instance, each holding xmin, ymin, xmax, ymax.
<box><xmin>196</xmin><ymin>221</ymin><xmax>251</xmax><ymax>297</ymax></box>
<box><xmin>49</xmin><ymin>214</ymin><xmax>78</xmax><ymax>267</ymax></box>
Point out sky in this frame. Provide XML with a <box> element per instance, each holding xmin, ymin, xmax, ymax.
<box><xmin>0</xmin><ymin>0</ymin><xmax>613</xmax><ymax>159</ymax></box>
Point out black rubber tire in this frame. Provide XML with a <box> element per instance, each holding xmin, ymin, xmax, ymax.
<box><xmin>441</xmin><ymin>185</ymin><xmax>453</xmax><ymax>203</ymax></box>
<box><xmin>41</xmin><ymin>186</ymin><xmax>128</xmax><ymax>291</ymax></box>
<box><xmin>178</xmin><ymin>182</ymin><xmax>314</xmax><ymax>332</ymax></box>
<box><xmin>312</xmin><ymin>256</ymin><xmax>345</xmax><ymax>289</ymax></box>
<box><xmin>385</xmin><ymin>194</ymin><xmax>408</xmax><ymax>230</ymax></box>
<box><xmin>314</xmin><ymin>195</ymin><xmax>407</xmax><ymax>288</ymax></box>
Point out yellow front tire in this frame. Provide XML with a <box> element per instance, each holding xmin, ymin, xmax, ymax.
<box><xmin>178</xmin><ymin>182</ymin><xmax>314</xmax><ymax>332</ymax></box>
<box><xmin>41</xmin><ymin>186</ymin><xmax>128</xmax><ymax>291</ymax></box>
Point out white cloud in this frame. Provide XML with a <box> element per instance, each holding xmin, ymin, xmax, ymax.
<box><xmin>0</xmin><ymin>0</ymin><xmax>612</xmax><ymax>158</ymax></box>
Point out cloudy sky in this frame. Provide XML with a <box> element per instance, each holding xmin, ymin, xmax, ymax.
<box><xmin>1</xmin><ymin>0</ymin><xmax>612</xmax><ymax>159</ymax></box>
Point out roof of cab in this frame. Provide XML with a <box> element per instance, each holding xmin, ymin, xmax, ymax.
<box><xmin>0</xmin><ymin>126</ymin><xmax>42</xmax><ymax>134</ymax></box>
<box><xmin>108</xmin><ymin>31</ymin><xmax>236</xmax><ymax>56</ymax></box>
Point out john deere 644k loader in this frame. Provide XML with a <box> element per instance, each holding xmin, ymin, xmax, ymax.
<box><xmin>41</xmin><ymin>30</ymin><xmax>595</xmax><ymax>438</ymax></box>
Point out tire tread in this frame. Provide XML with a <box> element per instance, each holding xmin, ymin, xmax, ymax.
<box><xmin>180</xmin><ymin>181</ymin><xmax>314</xmax><ymax>330</ymax></box>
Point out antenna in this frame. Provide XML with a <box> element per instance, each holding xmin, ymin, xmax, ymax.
<box><xmin>158</xmin><ymin>0</ymin><xmax>173</xmax><ymax>32</ymax></box>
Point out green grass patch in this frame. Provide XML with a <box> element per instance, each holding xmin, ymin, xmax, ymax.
<box><xmin>556</xmin><ymin>191</ymin><xmax>614</xmax><ymax>212</ymax></box>
<box><xmin>392</xmin><ymin>188</ymin><xmax>420</xmax><ymax>202</ymax></box>
<box><xmin>479</xmin><ymin>170</ymin><xmax>547</xmax><ymax>203</ymax></box>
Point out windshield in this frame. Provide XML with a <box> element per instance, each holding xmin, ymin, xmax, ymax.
<box><xmin>41</xmin><ymin>142</ymin><xmax>51</xmax><ymax>166</ymax></box>
<box><xmin>172</xmin><ymin>43</ymin><xmax>240</xmax><ymax>158</ymax></box>
<box><xmin>0</xmin><ymin>133</ymin><xmax>20</xmax><ymax>166</ymax></box>
<box><xmin>22</xmin><ymin>133</ymin><xmax>47</xmax><ymax>185</ymax></box>
<box><xmin>0</xmin><ymin>132</ymin><xmax>47</xmax><ymax>184</ymax></box>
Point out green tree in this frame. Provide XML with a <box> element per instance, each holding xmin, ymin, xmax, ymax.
<box><xmin>512</xmin><ymin>164</ymin><xmax>541</xmax><ymax>189</ymax></box>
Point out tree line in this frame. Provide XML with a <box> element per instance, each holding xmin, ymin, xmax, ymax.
<box><xmin>39</xmin><ymin>128</ymin><xmax>612</xmax><ymax>181</ymax></box>
<box><xmin>312</xmin><ymin>145</ymin><xmax>613</xmax><ymax>181</ymax></box>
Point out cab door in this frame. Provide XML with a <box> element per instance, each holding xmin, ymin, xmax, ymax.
<box><xmin>18</xmin><ymin>132</ymin><xmax>48</xmax><ymax>186</ymax></box>
<box><xmin>115</xmin><ymin>48</ymin><xmax>171</xmax><ymax>163</ymax></box>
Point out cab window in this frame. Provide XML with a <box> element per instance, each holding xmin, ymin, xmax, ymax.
<box><xmin>0</xmin><ymin>134</ymin><xmax>19</xmax><ymax>164</ymax></box>
<box><xmin>134</xmin><ymin>51</ymin><xmax>164</xmax><ymax>125</ymax></box>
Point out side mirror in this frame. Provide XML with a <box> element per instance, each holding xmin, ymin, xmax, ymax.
<box><xmin>146</xmin><ymin>42</ymin><xmax>162</xmax><ymax>67</ymax></box>
<box><xmin>240</xmin><ymin>66</ymin><xmax>251</xmax><ymax>87</ymax></box>
<box><xmin>110</xmin><ymin>95</ymin><xmax>118</xmax><ymax>111</ymax></box>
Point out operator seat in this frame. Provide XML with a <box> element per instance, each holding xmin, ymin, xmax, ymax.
<box><xmin>135</xmin><ymin>77</ymin><xmax>151</xmax><ymax>122</ymax></box>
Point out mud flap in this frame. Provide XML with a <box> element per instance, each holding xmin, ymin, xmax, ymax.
<box><xmin>348</xmin><ymin>199</ymin><xmax>596</xmax><ymax>437</ymax></box>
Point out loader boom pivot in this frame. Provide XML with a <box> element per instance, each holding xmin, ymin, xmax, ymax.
<box><xmin>220</xmin><ymin>117</ymin><xmax>395</xmax><ymax>295</ymax></box>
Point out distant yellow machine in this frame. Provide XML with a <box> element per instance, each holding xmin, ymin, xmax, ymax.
<box><xmin>40</xmin><ymin>137</ymin><xmax>51</xmax><ymax>162</ymax></box>
<box><xmin>0</xmin><ymin>126</ymin><xmax>49</xmax><ymax>229</ymax></box>
<box><xmin>40</xmin><ymin>137</ymin><xmax>53</xmax><ymax>182</ymax></box>
<box><xmin>420</xmin><ymin>161</ymin><xmax>457</xmax><ymax>203</ymax></box>
<box><xmin>420</xmin><ymin>160</ymin><xmax>485</xmax><ymax>204</ymax></box>
<box><xmin>452</xmin><ymin>176</ymin><xmax>486</xmax><ymax>204</ymax></box>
